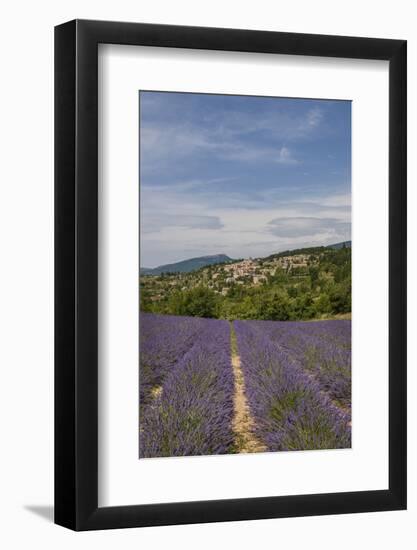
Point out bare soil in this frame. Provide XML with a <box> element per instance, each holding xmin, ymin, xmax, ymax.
<box><xmin>150</xmin><ymin>385</ymin><xmax>162</xmax><ymax>399</ymax></box>
<box><xmin>231</xmin><ymin>352</ymin><xmax>267</xmax><ymax>454</ymax></box>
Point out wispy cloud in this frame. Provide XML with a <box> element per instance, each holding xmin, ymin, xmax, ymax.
<box><xmin>141</xmin><ymin>176</ymin><xmax>235</xmax><ymax>193</ymax></box>
<box><xmin>139</xmin><ymin>92</ymin><xmax>351</xmax><ymax>266</ymax></box>
<box><xmin>276</xmin><ymin>146</ymin><xmax>299</xmax><ymax>165</ymax></box>
<box><xmin>306</xmin><ymin>107</ymin><xmax>323</xmax><ymax>130</ymax></box>
<box><xmin>142</xmin><ymin>214</ymin><xmax>224</xmax><ymax>234</ymax></box>
<box><xmin>139</xmin><ymin>97</ymin><xmax>324</xmax><ymax>172</ymax></box>
<box><xmin>140</xmin><ymin>123</ymin><xmax>302</xmax><ymax>167</ymax></box>
<box><xmin>267</xmin><ymin>216</ymin><xmax>350</xmax><ymax>239</ymax></box>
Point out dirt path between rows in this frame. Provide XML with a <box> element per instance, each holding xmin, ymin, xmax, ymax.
<box><xmin>230</xmin><ymin>326</ymin><xmax>267</xmax><ymax>454</ymax></box>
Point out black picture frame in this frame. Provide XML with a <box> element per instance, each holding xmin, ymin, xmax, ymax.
<box><xmin>55</xmin><ymin>19</ymin><xmax>407</xmax><ymax>531</ymax></box>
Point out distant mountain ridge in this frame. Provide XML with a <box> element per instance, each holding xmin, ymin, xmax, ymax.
<box><xmin>327</xmin><ymin>240</ymin><xmax>351</xmax><ymax>249</ymax></box>
<box><xmin>141</xmin><ymin>254</ymin><xmax>233</xmax><ymax>275</ymax></box>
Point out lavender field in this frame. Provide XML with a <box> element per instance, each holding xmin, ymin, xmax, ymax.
<box><xmin>139</xmin><ymin>313</ymin><xmax>351</xmax><ymax>458</ymax></box>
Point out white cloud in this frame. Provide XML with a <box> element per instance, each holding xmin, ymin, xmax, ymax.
<box><xmin>140</xmin><ymin>121</ymin><xmax>302</xmax><ymax>167</ymax></box>
<box><xmin>138</xmin><ymin>95</ymin><xmax>349</xmax><ymax>266</ymax></box>
<box><xmin>306</xmin><ymin>107</ymin><xmax>323</xmax><ymax>129</ymax></box>
<box><xmin>142</xmin><ymin>214</ymin><xmax>223</xmax><ymax>233</ymax></box>
<box><xmin>317</xmin><ymin>193</ymin><xmax>351</xmax><ymax>208</ymax></box>
<box><xmin>276</xmin><ymin>146</ymin><xmax>299</xmax><ymax>165</ymax></box>
<box><xmin>139</xmin><ymin>102</ymin><xmax>325</xmax><ymax>171</ymax></box>
<box><xmin>141</xmin><ymin>181</ymin><xmax>351</xmax><ymax>266</ymax></box>
<box><xmin>267</xmin><ymin>216</ymin><xmax>350</xmax><ymax>239</ymax></box>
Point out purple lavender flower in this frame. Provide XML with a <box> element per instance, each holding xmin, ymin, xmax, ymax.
<box><xmin>139</xmin><ymin>313</ymin><xmax>351</xmax><ymax>457</ymax></box>
<box><xmin>245</xmin><ymin>319</ymin><xmax>351</xmax><ymax>409</ymax></box>
<box><xmin>139</xmin><ymin>316</ymin><xmax>234</xmax><ymax>458</ymax></box>
<box><xmin>234</xmin><ymin>320</ymin><xmax>351</xmax><ymax>452</ymax></box>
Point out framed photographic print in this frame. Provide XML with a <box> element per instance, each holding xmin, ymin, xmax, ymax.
<box><xmin>55</xmin><ymin>20</ymin><xmax>406</xmax><ymax>530</ymax></box>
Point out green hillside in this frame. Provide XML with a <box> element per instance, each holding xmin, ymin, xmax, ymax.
<box><xmin>140</xmin><ymin>245</ymin><xmax>351</xmax><ymax>322</ymax></box>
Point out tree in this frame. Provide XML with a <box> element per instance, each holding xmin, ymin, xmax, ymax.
<box><xmin>329</xmin><ymin>280</ymin><xmax>351</xmax><ymax>313</ymax></box>
<box><xmin>287</xmin><ymin>285</ymin><xmax>298</xmax><ymax>298</ymax></box>
<box><xmin>255</xmin><ymin>289</ymin><xmax>291</xmax><ymax>321</ymax></box>
<box><xmin>315</xmin><ymin>293</ymin><xmax>332</xmax><ymax>315</ymax></box>
<box><xmin>174</xmin><ymin>286</ymin><xmax>218</xmax><ymax>318</ymax></box>
<box><xmin>140</xmin><ymin>287</ymin><xmax>153</xmax><ymax>312</ymax></box>
<box><xmin>309</xmin><ymin>265</ymin><xmax>320</xmax><ymax>290</ymax></box>
<box><xmin>289</xmin><ymin>293</ymin><xmax>314</xmax><ymax>320</ymax></box>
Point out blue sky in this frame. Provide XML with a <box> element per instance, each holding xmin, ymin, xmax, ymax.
<box><xmin>140</xmin><ymin>91</ymin><xmax>351</xmax><ymax>268</ymax></box>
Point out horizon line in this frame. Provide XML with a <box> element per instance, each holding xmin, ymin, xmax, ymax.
<box><xmin>140</xmin><ymin>239</ymin><xmax>351</xmax><ymax>269</ymax></box>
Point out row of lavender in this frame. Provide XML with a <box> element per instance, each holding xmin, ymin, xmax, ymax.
<box><xmin>140</xmin><ymin>313</ymin><xmax>204</xmax><ymax>406</ymax></box>
<box><xmin>247</xmin><ymin>319</ymin><xmax>351</xmax><ymax>409</ymax></box>
<box><xmin>234</xmin><ymin>320</ymin><xmax>351</xmax><ymax>452</ymax></box>
<box><xmin>139</xmin><ymin>314</ymin><xmax>234</xmax><ymax>458</ymax></box>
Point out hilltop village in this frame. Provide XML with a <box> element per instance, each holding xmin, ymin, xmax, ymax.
<box><xmin>218</xmin><ymin>254</ymin><xmax>310</xmax><ymax>291</ymax></box>
<box><xmin>142</xmin><ymin>254</ymin><xmax>313</xmax><ymax>301</ymax></box>
<box><xmin>140</xmin><ymin>246</ymin><xmax>351</xmax><ymax>321</ymax></box>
